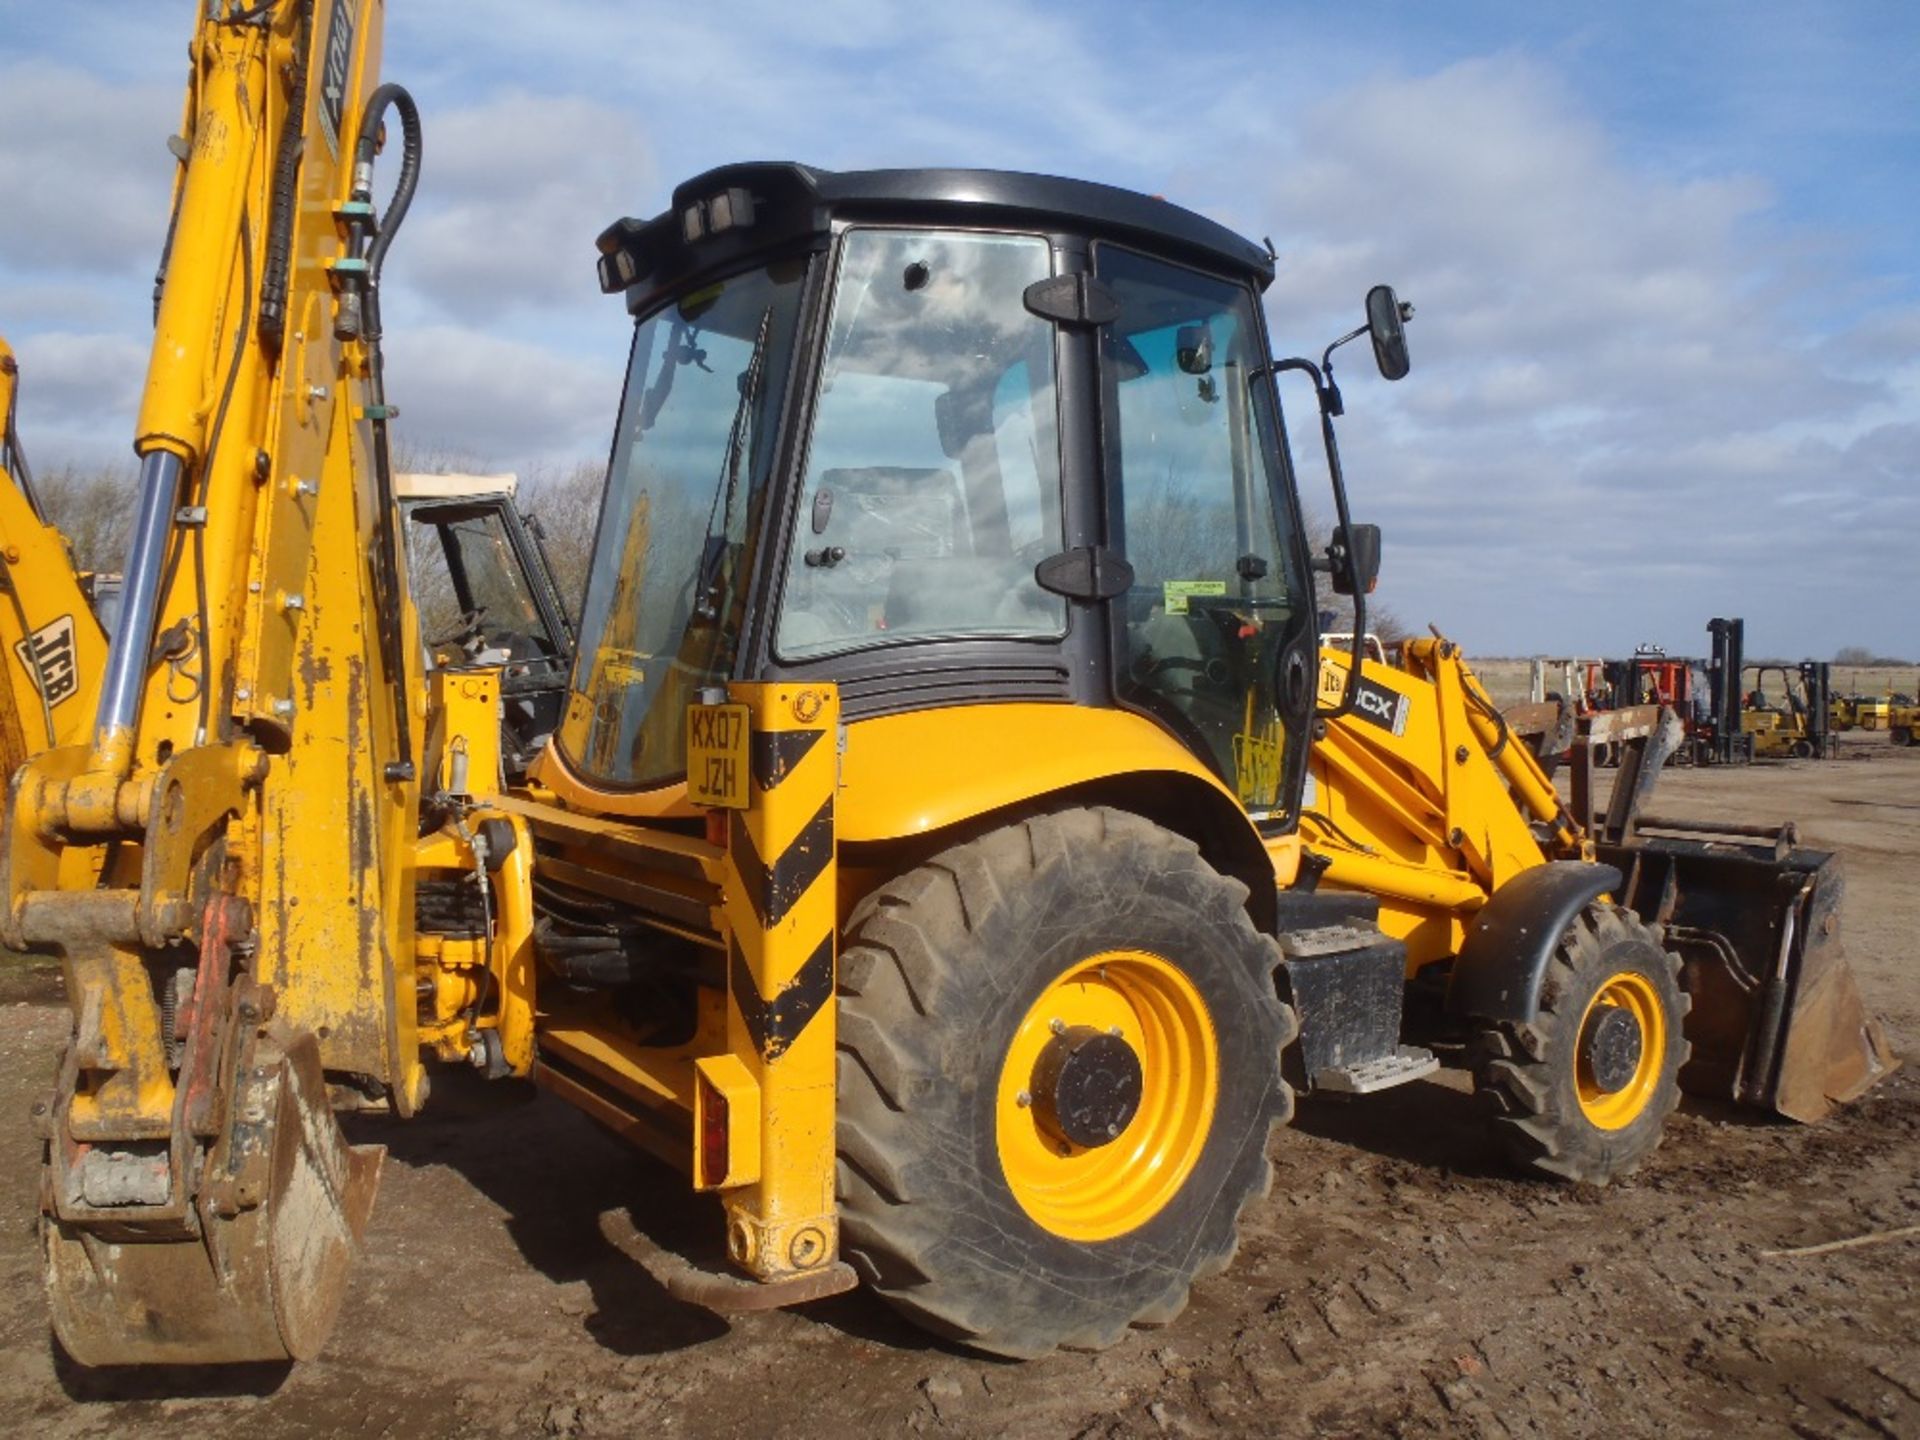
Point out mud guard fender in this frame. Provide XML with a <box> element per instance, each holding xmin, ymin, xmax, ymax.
<box><xmin>1446</xmin><ymin>861</ymin><xmax>1623</xmax><ymax>1023</ymax></box>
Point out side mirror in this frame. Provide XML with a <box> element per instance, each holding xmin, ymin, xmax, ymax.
<box><xmin>1327</xmin><ymin>522</ymin><xmax>1382</xmax><ymax>597</ymax></box>
<box><xmin>1366</xmin><ymin>285</ymin><xmax>1412</xmax><ymax>381</ymax></box>
<box><xmin>1175</xmin><ymin>323</ymin><xmax>1214</xmax><ymax>375</ymax></box>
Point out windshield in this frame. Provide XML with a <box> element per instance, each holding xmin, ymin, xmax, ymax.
<box><xmin>775</xmin><ymin>229</ymin><xmax>1064</xmax><ymax>659</ymax></box>
<box><xmin>406</xmin><ymin>501</ymin><xmax>560</xmax><ymax>670</ymax></box>
<box><xmin>559</xmin><ymin>258</ymin><xmax>807</xmax><ymax>788</ymax></box>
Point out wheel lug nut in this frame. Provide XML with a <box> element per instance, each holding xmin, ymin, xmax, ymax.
<box><xmin>1048</xmin><ymin>1018</ymin><xmax>1066</xmax><ymax>1036</ymax></box>
<box><xmin>1015</xmin><ymin>1090</ymin><xmax>1032</xmax><ymax>1108</ymax></box>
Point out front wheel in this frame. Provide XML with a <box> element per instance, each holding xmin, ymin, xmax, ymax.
<box><xmin>834</xmin><ymin>807</ymin><xmax>1294</xmax><ymax>1357</ymax></box>
<box><xmin>1470</xmin><ymin>904</ymin><xmax>1689</xmax><ymax>1185</ymax></box>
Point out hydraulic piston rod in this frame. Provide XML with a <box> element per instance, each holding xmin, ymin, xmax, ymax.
<box><xmin>88</xmin><ymin>450</ymin><xmax>181</xmax><ymax>765</ymax></box>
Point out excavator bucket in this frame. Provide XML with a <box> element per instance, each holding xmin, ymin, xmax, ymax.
<box><xmin>1598</xmin><ymin>827</ymin><xmax>1897</xmax><ymax>1121</ymax></box>
<box><xmin>44</xmin><ymin>1030</ymin><xmax>382</xmax><ymax>1366</ymax></box>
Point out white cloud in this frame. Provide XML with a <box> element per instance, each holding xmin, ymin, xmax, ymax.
<box><xmin>0</xmin><ymin>63</ymin><xmax>176</xmax><ymax>275</ymax></box>
<box><xmin>6</xmin><ymin>331</ymin><xmax>151</xmax><ymax>465</ymax></box>
<box><xmin>381</xmin><ymin>325</ymin><xmax>619</xmax><ymax>463</ymax></box>
<box><xmin>388</xmin><ymin>90</ymin><xmax>654</xmax><ymax>319</ymax></box>
<box><xmin>1249</xmin><ymin>55</ymin><xmax>1914</xmax><ymax>655</ymax></box>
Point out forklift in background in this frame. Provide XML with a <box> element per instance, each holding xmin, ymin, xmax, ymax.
<box><xmin>1742</xmin><ymin>658</ymin><xmax>1835</xmax><ymax>759</ymax></box>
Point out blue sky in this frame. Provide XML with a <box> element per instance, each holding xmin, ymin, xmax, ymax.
<box><xmin>2</xmin><ymin>1</ymin><xmax>1915</xmax><ymax>658</ymax></box>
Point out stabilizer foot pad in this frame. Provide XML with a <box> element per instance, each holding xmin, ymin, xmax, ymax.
<box><xmin>662</xmin><ymin>1258</ymin><xmax>858</xmax><ymax>1313</ymax></box>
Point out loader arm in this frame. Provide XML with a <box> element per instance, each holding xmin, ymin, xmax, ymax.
<box><xmin>7</xmin><ymin>0</ymin><xmax>429</xmax><ymax>1365</ymax></box>
<box><xmin>0</xmin><ymin>337</ymin><xmax>111</xmax><ymax>777</ymax></box>
<box><xmin>1304</xmin><ymin>633</ymin><xmax>1893</xmax><ymax>1120</ymax></box>
<box><xmin>1305</xmin><ymin>634</ymin><xmax>1588</xmax><ymax>967</ymax></box>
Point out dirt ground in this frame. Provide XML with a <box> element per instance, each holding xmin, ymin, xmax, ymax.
<box><xmin>2</xmin><ymin>739</ymin><xmax>1915</xmax><ymax>1439</ymax></box>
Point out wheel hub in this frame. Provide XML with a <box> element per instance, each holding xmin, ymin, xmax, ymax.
<box><xmin>1030</xmin><ymin>1025</ymin><xmax>1143</xmax><ymax>1148</ymax></box>
<box><xmin>1580</xmin><ymin>1004</ymin><xmax>1644</xmax><ymax>1094</ymax></box>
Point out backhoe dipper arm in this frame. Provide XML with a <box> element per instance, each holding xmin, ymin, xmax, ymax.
<box><xmin>9</xmin><ymin>0</ymin><xmax>428</xmax><ymax>1367</ymax></box>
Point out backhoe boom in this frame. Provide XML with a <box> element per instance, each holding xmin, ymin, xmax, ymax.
<box><xmin>9</xmin><ymin>0</ymin><xmax>425</xmax><ymax>1364</ymax></box>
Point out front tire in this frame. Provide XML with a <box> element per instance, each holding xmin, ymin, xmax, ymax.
<box><xmin>834</xmin><ymin>807</ymin><xmax>1294</xmax><ymax>1358</ymax></box>
<box><xmin>1471</xmin><ymin>904</ymin><xmax>1688</xmax><ymax>1185</ymax></box>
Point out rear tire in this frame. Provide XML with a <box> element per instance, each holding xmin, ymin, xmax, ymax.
<box><xmin>1791</xmin><ymin>738</ymin><xmax>1815</xmax><ymax>759</ymax></box>
<box><xmin>834</xmin><ymin>807</ymin><xmax>1294</xmax><ymax>1358</ymax></box>
<box><xmin>1470</xmin><ymin>904</ymin><xmax>1688</xmax><ymax>1185</ymax></box>
<box><xmin>1893</xmin><ymin>726</ymin><xmax>1913</xmax><ymax>747</ymax></box>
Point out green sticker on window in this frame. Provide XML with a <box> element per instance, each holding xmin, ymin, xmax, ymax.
<box><xmin>1162</xmin><ymin>579</ymin><xmax>1227</xmax><ymax>615</ymax></box>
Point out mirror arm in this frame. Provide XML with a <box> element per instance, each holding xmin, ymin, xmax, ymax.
<box><xmin>1319</xmin><ymin>321</ymin><xmax>1369</xmax><ymax>374</ymax></box>
<box><xmin>1317</xmin><ymin>400</ymin><xmax>1366</xmax><ymax>722</ymax></box>
<box><xmin>1268</xmin><ymin>358</ymin><xmax>1365</xmax><ymax>721</ymax></box>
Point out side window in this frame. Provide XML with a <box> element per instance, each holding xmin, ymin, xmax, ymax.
<box><xmin>776</xmin><ymin>229</ymin><xmax>1065</xmax><ymax>659</ymax></box>
<box><xmin>1099</xmin><ymin>247</ymin><xmax>1307</xmax><ymax>814</ymax></box>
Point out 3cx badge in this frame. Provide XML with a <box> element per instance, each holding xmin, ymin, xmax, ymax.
<box><xmin>1351</xmin><ymin>674</ymin><xmax>1410</xmax><ymax>737</ymax></box>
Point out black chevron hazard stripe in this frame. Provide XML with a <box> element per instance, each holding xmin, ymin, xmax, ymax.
<box><xmin>728</xmin><ymin>796</ymin><xmax>834</xmax><ymax>929</ymax></box>
<box><xmin>750</xmin><ymin>727</ymin><xmax>823</xmax><ymax>792</ymax></box>
<box><xmin>730</xmin><ymin>932</ymin><xmax>834</xmax><ymax>1059</ymax></box>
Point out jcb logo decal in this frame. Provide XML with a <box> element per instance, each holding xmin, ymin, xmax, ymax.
<box><xmin>15</xmin><ymin>614</ymin><xmax>77</xmax><ymax>708</ymax></box>
<box><xmin>318</xmin><ymin>0</ymin><xmax>355</xmax><ymax>158</ymax></box>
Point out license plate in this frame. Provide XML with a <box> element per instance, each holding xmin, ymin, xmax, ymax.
<box><xmin>687</xmin><ymin>702</ymin><xmax>749</xmax><ymax>809</ymax></box>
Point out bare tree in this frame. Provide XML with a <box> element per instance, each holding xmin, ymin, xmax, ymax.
<box><xmin>34</xmin><ymin>461</ymin><xmax>137</xmax><ymax>574</ymax></box>
<box><xmin>518</xmin><ymin>459</ymin><xmax>605</xmax><ymax>616</ymax></box>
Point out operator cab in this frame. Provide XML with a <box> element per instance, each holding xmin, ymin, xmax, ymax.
<box><xmin>561</xmin><ymin>163</ymin><xmax>1400</xmax><ymax>823</ymax></box>
<box><xmin>398</xmin><ymin>472</ymin><xmax>576</xmax><ymax>778</ymax></box>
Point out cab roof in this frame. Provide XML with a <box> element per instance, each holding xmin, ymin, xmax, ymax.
<box><xmin>595</xmin><ymin>162</ymin><xmax>1274</xmax><ymax>309</ymax></box>
<box><xmin>394</xmin><ymin>471</ymin><xmax>518</xmax><ymax>503</ymax></box>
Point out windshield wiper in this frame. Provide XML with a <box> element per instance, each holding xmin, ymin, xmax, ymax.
<box><xmin>693</xmin><ymin>305</ymin><xmax>774</xmax><ymax>622</ymax></box>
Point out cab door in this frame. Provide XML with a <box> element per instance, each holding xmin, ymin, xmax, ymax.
<box><xmin>1095</xmin><ymin>246</ymin><xmax>1314</xmax><ymax>819</ymax></box>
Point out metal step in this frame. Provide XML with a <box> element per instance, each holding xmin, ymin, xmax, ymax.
<box><xmin>1313</xmin><ymin>1046</ymin><xmax>1440</xmax><ymax>1096</ymax></box>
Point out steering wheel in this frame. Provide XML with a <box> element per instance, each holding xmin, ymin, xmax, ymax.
<box><xmin>427</xmin><ymin>606</ymin><xmax>488</xmax><ymax>650</ymax></box>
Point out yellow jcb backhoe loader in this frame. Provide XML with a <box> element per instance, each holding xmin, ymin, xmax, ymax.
<box><xmin>12</xmin><ymin>0</ymin><xmax>1893</xmax><ymax>1370</ymax></box>
<box><xmin>0</xmin><ymin>337</ymin><xmax>112</xmax><ymax>777</ymax></box>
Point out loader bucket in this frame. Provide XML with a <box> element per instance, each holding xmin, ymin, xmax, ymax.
<box><xmin>1596</xmin><ymin>830</ymin><xmax>1897</xmax><ymax>1121</ymax></box>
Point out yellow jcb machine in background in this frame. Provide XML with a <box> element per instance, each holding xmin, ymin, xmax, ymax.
<box><xmin>0</xmin><ymin>337</ymin><xmax>112</xmax><ymax>776</ymax></box>
<box><xmin>15</xmin><ymin>0</ymin><xmax>1894</xmax><ymax>1370</ymax></box>
<box><xmin>1888</xmin><ymin>695</ymin><xmax>1919</xmax><ymax>747</ymax></box>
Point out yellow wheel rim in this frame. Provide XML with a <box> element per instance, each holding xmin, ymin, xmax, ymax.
<box><xmin>1575</xmin><ymin>971</ymin><xmax>1666</xmax><ymax>1130</ymax></box>
<box><xmin>995</xmin><ymin>950</ymin><xmax>1218</xmax><ymax>1242</ymax></box>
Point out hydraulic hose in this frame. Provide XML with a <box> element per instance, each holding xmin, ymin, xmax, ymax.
<box><xmin>257</xmin><ymin>0</ymin><xmax>314</xmax><ymax>353</ymax></box>
<box><xmin>350</xmin><ymin>82</ymin><xmax>423</xmax><ymax>781</ymax></box>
